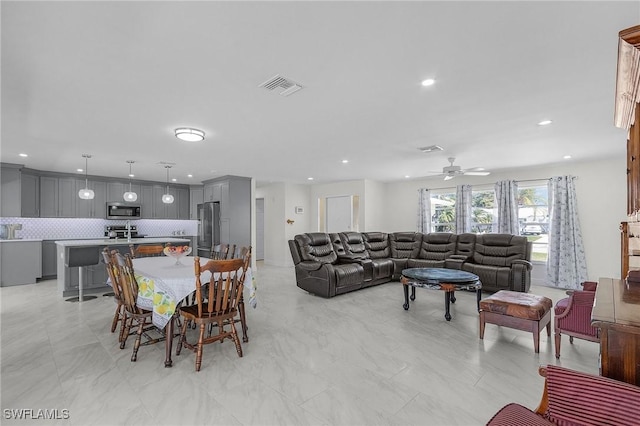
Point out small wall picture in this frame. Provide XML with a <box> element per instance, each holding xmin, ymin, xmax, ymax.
<box><xmin>295</xmin><ymin>206</ymin><xmax>304</xmax><ymax>214</ymax></box>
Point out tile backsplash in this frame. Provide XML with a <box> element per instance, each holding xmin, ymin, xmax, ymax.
<box><xmin>0</xmin><ymin>217</ymin><xmax>198</xmax><ymax>240</ymax></box>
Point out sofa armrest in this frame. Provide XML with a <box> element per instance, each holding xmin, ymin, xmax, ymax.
<box><xmin>337</xmin><ymin>254</ymin><xmax>367</xmax><ymax>264</ymax></box>
<box><xmin>445</xmin><ymin>254</ymin><xmax>468</xmax><ymax>270</ymax></box>
<box><xmin>512</xmin><ymin>259</ymin><xmax>532</xmax><ymax>270</ymax></box>
<box><xmin>298</xmin><ymin>261</ymin><xmax>324</xmax><ymax>271</ymax></box>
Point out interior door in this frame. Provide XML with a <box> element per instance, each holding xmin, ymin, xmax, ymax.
<box><xmin>326</xmin><ymin>195</ymin><xmax>352</xmax><ymax>233</ymax></box>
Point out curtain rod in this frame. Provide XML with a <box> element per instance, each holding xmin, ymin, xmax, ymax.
<box><xmin>422</xmin><ymin>176</ymin><xmax>578</xmax><ymax>191</ymax></box>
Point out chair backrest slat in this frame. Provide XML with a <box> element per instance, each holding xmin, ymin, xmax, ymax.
<box><xmin>115</xmin><ymin>252</ymin><xmax>141</xmax><ymax>313</ymax></box>
<box><xmin>130</xmin><ymin>244</ymin><xmax>165</xmax><ymax>258</ymax></box>
<box><xmin>194</xmin><ymin>257</ymin><xmax>245</xmax><ymax>318</ymax></box>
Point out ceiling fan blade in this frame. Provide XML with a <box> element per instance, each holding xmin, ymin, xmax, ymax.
<box><xmin>464</xmin><ymin>171</ymin><xmax>490</xmax><ymax>176</ymax></box>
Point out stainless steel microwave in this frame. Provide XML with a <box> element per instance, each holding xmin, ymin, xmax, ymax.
<box><xmin>106</xmin><ymin>202</ymin><xmax>141</xmax><ymax>220</ymax></box>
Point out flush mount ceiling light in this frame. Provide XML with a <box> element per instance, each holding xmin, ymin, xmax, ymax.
<box><xmin>538</xmin><ymin>119</ymin><xmax>553</xmax><ymax>126</ymax></box>
<box><xmin>175</xmin><ymin>128</ymin><xmax>205</xmax><ymax>142</ymax></box>
<box><xmin>162</xmin><ymin>165</ymin><xmax>174</xmax><ymax>204</ymax></box>
<box><xmin>123</xmin><ymin>160</ymin><xmax>138</xmax><ymax>202</ymax></box>
<box><xmin>78</xmin><ymin>154</ymin><xmax>95</xmax><ymax>200</ymax></box>
<box><xmin>421</xmin><ymin>78</ymin><xmax>435</xmax><ymax>87</ymax></box>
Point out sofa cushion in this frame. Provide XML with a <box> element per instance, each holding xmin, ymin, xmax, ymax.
<box><xmin>333</xmin><ymin>263</ymin><xmax>364</xmax><ymax>288</ymax></box>
<box><xmin>486</xmin><ymin>403</ymin><xmax>553</xmax><ymax>426</ymax></box>
<box><xmin>462</xmin><ymin>263</ymin><xmax>511</xmax><ymax>291</ymax></box>
<box><xmin>294</xmin><ymin>233</ymin><xmax>338</xmax><ymax>264</ymax></box>
<box><xmin>389</xmin><ymin>232</ymin><xmax>420</xmax><ymax>258</ymax></box>
<box><xmin>455</xmin><ymin>233</ymin><xmax>476</xmax><ymax>258</ymax></box>
<box><xmin>407</xmin><ymin>259</ymin><xmax>446</xmax><ymax>269</ymax></box>
<box><xmin>370</xmin><ymin>258</ymin><xmax>394</xmax><ymax>280</ymax></box>
<box><xmin>417</xmin><ymin>232</ymin><xmax>456</xmax><ymax>261</ymax></box>
<box><xmin>473</xmin><ymin>234</ymin><xmax>528</xmax><ymax>267</ymax></box>
<box><xmin>363</xmin><ymin>232</ymin><xmax>390</xmax><ymax>259</ymax></box>
<box><xmin>339</xmin><ymin>232</ymin><xmax>369</xmax><ymax>258</ymax></box>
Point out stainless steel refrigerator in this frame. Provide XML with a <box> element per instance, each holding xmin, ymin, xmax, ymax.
<box><xmin>197</xmin><ymin>202</ymin><xmax>220</xmax><ymax>258</ymax></box>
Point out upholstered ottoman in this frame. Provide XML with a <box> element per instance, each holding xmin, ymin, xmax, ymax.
<box><xmin>479</xmin><ymin>290</ymin><xmax>552</xmax><ymax>353</ymax></box>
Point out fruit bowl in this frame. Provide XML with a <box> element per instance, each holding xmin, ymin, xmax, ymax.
<box><xmin>163</xmin><ymin>245</ymin><xmax>192</xmax><ymax>265</ymax></box>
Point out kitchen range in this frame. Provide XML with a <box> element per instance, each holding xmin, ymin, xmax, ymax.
<box><xmin>104</xmin><ymin>225</ymin><xmax>143</xmax><ymax>239</ymax></box>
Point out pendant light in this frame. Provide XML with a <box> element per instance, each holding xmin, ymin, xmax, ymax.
<box><xmin>162</xmin><ymin>165</ymin><xmax>174</xmax><ymax>204</ymax></box>
<box><xmin>123</xmin><ymin>160</ymin><xmax>138</xmax><ymax>202</ymax></box>
<box><xmin>78</xmin><ymin>154</ymin><xmax>95</xmax><ymax>200</ymax></box>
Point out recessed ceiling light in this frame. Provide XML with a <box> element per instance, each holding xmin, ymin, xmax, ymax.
<box><xmin>175</xmin><ymin>127</ymin><xmax>205</xmax><ymax>142</ymax></box>
<box><xmin>307</xmin><ymin>177</ymin><xmax>314</xmax><ymax>181</ymax></box>
<box><xmin>77</xmin><ymin>168</ymin><xmax>83</xmax><ymax>172</ymax></box>
<box><xmin>171</xmin><ymin>178</ymin><xmax>177</xmax><ymax>182</ymax></box>
<box><xmin>563</xmin><ymin>155</ymin><xmax>572</xmax><ymax>159</ymax></box>
<box><xmin>538</xmin><ymin>120</ymin><xmax>553</xmax><ymax>126</ymax></box>
<box><xmin>421</xmin><ymin>78</ymin><xmax>435</xmax><ymax>87</ymax></box>
<box><xmin>405</xmin><ymin>175</ymin><xmax>411</xmax><ymax>179</ymax></box>
<box><xmin>342</xmin><ymin>160</ymin><xmax>349</xmax><ymax>164</ymax></box>
<box><xmin>19</xmin><ymin>153</ymin><xmax>28</xmax><ymax>157</ymax></box>
<box><xmin>187</xmin><ymin>174</ymin><xmax>193</xmax><ymax>178</ymax></box>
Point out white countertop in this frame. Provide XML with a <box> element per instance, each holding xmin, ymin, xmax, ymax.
<box><xmin>0</xmin><ymin>239</ymin><xmax>43</xmax><ymax>243</ymax></box>
<box><xmin>54</xmin><ymin>237</ymin><xmax>191</xmax><ymax>247</ymax></box>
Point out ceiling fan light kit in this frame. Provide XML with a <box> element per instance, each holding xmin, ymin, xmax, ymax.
<box><xmin>426</xmin><ymin>157</ymin><xmax>491</xmax><ymax>180</ymax></box>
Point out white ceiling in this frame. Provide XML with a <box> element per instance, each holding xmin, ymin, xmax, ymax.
<box><xmin>2</xmin><ymin>1</ymin><xmax>638</xmax><ymax>186</ymax></box>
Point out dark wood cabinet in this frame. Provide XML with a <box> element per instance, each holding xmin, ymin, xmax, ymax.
<box><xmin>592</xmin><ymin>277</ymin><xmax>640</xmax><ymax>386</ymax></box>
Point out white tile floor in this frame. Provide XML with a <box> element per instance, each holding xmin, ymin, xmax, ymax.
<box><xmin>1</xmin><ymin>262</ymin><xmax>600</xmax><ymax>425</ymax></box>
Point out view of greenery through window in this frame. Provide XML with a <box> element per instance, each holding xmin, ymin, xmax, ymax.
<box><xmin>430</xmin><ymin>183</ymin><xmax>549</xmax><ymax>262</ymax></box>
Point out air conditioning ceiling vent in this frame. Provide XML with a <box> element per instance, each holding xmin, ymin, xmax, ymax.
<box><xmin>259</xmin><ymin>74</ymin><xmax>303</xmax><ymax>97</ymax></box>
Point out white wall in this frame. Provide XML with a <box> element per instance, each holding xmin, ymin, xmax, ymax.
<box><xmin>310</xmin><ymin>180</ymin><xmax>366</xmax><ymax>231</ymax></box>
<box><xmin>256</xmin><ymin>182</ymin><xmax>310</xmax><ymax>267</ymax></box>
<box><xmin>382</xmin><ymin>157</ymin><xmax>626</xmax><ymax>281</ymax></box>
<box><xmin>363</xmin><ymin>179</ymin><xmax>386</xmax><ymax>231</ymax></box>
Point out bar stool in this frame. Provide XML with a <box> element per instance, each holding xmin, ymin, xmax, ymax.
<box><xmin>65</xmin><ymin>246</ymin><xmax>99</xmax><ymax>302</ymax></box>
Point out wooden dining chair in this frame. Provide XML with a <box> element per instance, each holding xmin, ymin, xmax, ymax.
<box><xmin>176</xmin><ymin>257</ymin><xmax>247</xmax><ymax>371</ymax></box>
<box><xmin>237</xmin><ymin>246</ymin><xmax>252</xmax><ymax>342</ymax></box>
<box><xmin>115</xmin><ymin>252</ymin><xmax>164</xmax><ymax>361</ymax></box>
<box><xmin>102</xmin><ymin>247</ymin><xmax>126</xmax><ymax>341</ymax></box>
<box><xmin>129</xmin><ymin>244</ymin><xmax>165</xmax><ymax>258</ymax></box>
<box><xmin>210</xmin><ymin>243</ymin><xmax>235</xmax><ymax>260</ymax></box>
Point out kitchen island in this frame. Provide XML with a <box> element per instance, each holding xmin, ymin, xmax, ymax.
<box><xmin>55</xmin><ymin>238</ymin><xmax>191</xmax><ymax>298</ymax></box>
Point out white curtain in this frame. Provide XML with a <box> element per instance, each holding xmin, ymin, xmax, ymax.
<box><xmin>417</xmin><ymin>188</ymin><xmax>431</xmax><ymax>233</ymax></box>
<box><xmin>494</xmin><ymin>180</ymin><xmax>519</xmax><ymax>234</ymax></box>
<box><xmin>455</xmin><ymin>185</ymin><xmax>472</xmax><ymax>233</ymax></box>
<box><xmin>546</xmin><ymin>176</ymin><xmax>588</xmax><ymax>289</ymax></box>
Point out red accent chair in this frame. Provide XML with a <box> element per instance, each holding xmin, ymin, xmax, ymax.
<box><xmin>486</xmin><ymin>365</ymin><xmax>640</xmax><ymax>425</ymax></box>
<box><xmin>553</xmin><ymin>281</ymin><xmax>599</xmax><ymax>359</ymax></box>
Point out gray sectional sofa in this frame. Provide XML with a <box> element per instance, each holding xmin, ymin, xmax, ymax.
<box><xmin>288</xmin><ymin>231</ymin><xmax>532</xmax><ymax>298</ymax></box>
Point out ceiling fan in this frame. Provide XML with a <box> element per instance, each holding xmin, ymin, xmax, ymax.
<box><xmin>427</xmin><ymin>157</ymin><xmax>491</xmax><ymax>181</ymax></box>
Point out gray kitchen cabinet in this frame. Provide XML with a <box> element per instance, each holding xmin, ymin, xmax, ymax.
<box><xmin>42</xmin><ymin>240</ymin><xmax>58</xmax><ymax>278</ymax></box>
<box><xmin>21</xmin><ymin>171</ymin><xmax>40</xmax><ymax>217</ymax></box>
<box><xmin>178</xmin><ymin>187</ymin><xmax>189</xmax><ymax>219</ymax></box>
<box><xmin>140</xmin><ymin>184</ymin><xmax>154</xmax><ymax>218</ymax></box>
<box><xmin>40</xmin><ymin>176</ymin><xmax>76</xmax><ymax>217</ymax></box>
<box><xmin>202</xmin><ymin>176</ymin><xmax>251</xmax><ymax>248</ymax></box>
<box><xmin>1</xmin><ymin>165</ymin><xmax>21</xmax><ymax>217</ymax></box>
<box><xmin>75</xmin><ymin>179</ymin><xmax>107</xmax><ymax>218</ymax></box>
<box><xmin>0</xmin><ymin>241</ymin><xmax>42</xmax><ymax>286</ymax></box>
<box><xmin>107</xmin><ymin>182</ymin><xmax>126</xmax><ymax>202</ymax></box>
<box><xmin>190</xmin><ymin>186</ymin><xmax>204</xmax><ymax>220</ymax></box>
<box><xmin>153</xmin><ymin>185</ymin><xmax>168</xmax><ymax>218</ymax></box>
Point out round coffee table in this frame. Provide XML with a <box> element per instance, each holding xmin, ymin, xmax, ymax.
<box><xmin>400</xmin><ymin>268</ymin><xmax>482</xmax><ymax>321</ymax></box>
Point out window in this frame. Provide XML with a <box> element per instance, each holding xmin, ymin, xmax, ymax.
<box><xmin>471</xmin><ymin>189</ymin><xmax>495</xmax><ymax>234</ymax></box>
<box><xmin>517</xmin><ymin>183</ymin><xmax>549</xmax><ymax>262</ymax></box>
<box><xmin>431</xmin><ymin>192</ymin><xmax>455</xmax><ymax>232</ymax></box>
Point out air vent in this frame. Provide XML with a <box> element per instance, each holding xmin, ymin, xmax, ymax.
<box><xmin>418</xmin><ymin>145</ymin><xmax>444</xmax><ymax>153</ymax></box>
<box><xmin>259</xmin><ymin>74</ymin><xmax>303</xmax><ymax>97</ymax></box>
<box><xmin>158</xmin><ymin>161</ymin><xmax>176</xmax><ymax>166</ymax></box>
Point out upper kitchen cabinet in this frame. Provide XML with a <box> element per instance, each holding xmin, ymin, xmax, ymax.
<box><xmin>107</xmin><ymin>182</ymin><xmax>125</xmax><ymax>202</ymax></box>
<box><xmin>40</xmin><ymin>175</ymin><xmax>76</xmax><ymax>217</ymax></box>
<box><xmin>1</xmin><ymin>164</ymin><xmax>22</xmax><ymax>217</ymax></box>
<box><xmin>151</xmin><ymin>185</ymin><xmax>189</xmax><ymax>219</ymax></box>
<box><xmin>190</xmin><ymin>186</ymin><xmax>204</xmax><ymax>220</ymax></box>
<box><xmin>0</xmin><ymin>164</ymin><xmax>39</xmax><ymax>217</ymax></box>
<box><xmin>21</xmin><ymin>171</ymin><xmax>40</xmax><ymax>217</ymax></box>
<box><xmin>75</xmin><ymin>179</ymin><xmax>106</xmax><ymax>218</ymax></box>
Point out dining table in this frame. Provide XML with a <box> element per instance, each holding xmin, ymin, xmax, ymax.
<box><xmin>132</xmin><ymin>255</ymin><xmax>254</xmax><ymax>367</ymax></box>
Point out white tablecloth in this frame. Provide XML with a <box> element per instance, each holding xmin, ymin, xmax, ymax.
<box><xmin>132</xmin><ymin>256</ymin><xmax>254</xmax><ymax>328</ymax></box>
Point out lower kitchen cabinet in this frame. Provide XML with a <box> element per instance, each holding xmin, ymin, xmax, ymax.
<box><xmin>0</xmin><ymin>240</ymin><xmax>42</xmax><ymax>286</ymax></box>
<box><xmin>42</xmin><ymin>240</ymin><xmax>58</xmax><ymax>279</ymax></box>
